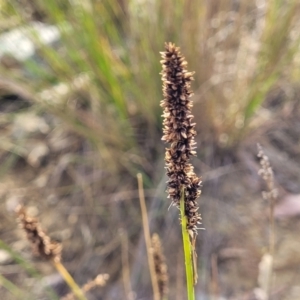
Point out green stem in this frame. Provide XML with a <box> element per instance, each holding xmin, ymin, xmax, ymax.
<box><xmin>180</xmin><ymin>187</ymin><xmax>195</xmax><ymax>300</ymax></box>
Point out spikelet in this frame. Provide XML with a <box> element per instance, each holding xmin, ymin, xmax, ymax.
<box><xmin>16</xmin><ymin>205</ymin><xmax>62</xmax><ymax>263</ymax></box>
<box><xmin>160</xmin><ymin>42</ymin><xmax>202</xmax><ymax>236</ymax></box>
<box><xmin>257</xmin><ymin>144</ymin><xmax>278</xmax><ymax>202</ymax></box>
<box><xmin>151</xmin><ymin>233</ymin><xmax>169</xmax><ymax>299</ymax></box>
<box><xmin>61</xmin><ymin>274</ymin><xmax>109</xmax><ymax>300</ymax></box>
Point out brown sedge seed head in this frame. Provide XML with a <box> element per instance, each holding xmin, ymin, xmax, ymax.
<box><xmin>160</xmin><ymin>42</ymin><xmax>202</xmax><ymax>236</ymax></box>
<box><xmin>16</xmin><ymin>205</ymin><xmax>62</xmax><ymax>262</ymax></box>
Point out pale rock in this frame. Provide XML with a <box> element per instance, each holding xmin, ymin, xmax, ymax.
<box><xmin>13</xmin><ymin>112</ymin><xmax>50</xmax><ymax>137</ymax></box>
<box><xmin>27</xmin><ymin>143</ymin><xmax>49</xmax><ymax>167</ymax></box>
<box><xmin>0</xmin><ymin>250</ymin><xmax>13</xmax><ymax>265</ymax></box>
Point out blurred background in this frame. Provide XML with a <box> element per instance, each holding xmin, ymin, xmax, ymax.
<box><xmin>1</xmin><ymin>0</ymin><xmax>300</xmax><ymax>299</ymax></box>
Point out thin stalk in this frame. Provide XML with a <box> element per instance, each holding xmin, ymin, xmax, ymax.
<box><xmin>267</xmin><ymin>182</ymin><xmax>275</xmax><ymax>300</ymax></box>
<box><xmin>137</xmin><ymin>173</ymin><xmax>160</xmax><ymax>300</ymax></box>
<box><xmin>120</xmin><ymin>229</ymin><xmax>134</xmax><ymax>300</ymax></box>
<box><xmin>269</xmin><ymin>191</ymin><xmax>275</xmax><ymax>258</ymax></box>
<box><xmin>53</xmin><ymin>260</ymin><xmax>87</xmax><ymax>300</ymax></box>
<box><xmin>0</xmin><ymin>273</ymin><xmax>29</xmax><ymax>300</ymax></box>
<box><xmin>180</xmin><ymin>187</ymin><xmax>195</xmax><ymax>300</ymax></box>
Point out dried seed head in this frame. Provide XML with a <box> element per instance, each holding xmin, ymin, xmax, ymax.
<box><xmin>257</xmin><ymin>144</ymin><xmax>278</xmax><ymax>201</ymax></box>
<box><xmin>151</xmin><ymin>233</ymin><xmax>169</xmax><ymax>299</ymax></box>
<box><xmin>160</xmin><ymin>42</ymin><xmax>202</xmax><ymax>235</ymax></box>
<box><xmin>61</xmin><ymin>274</ymin><xmax>109</xmax><ymax>300</ymax></box>
<box><xmin>16</xmin><ymin>205</ymin><xmax>62</xmax><ymax>262</ymax></box>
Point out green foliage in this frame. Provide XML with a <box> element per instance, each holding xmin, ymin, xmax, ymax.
<box><xmin>4</xmin><ymin>0</ymin><xmax>300</xmax><ymax>161</ymax></box>
<box><xmin>244</xmin><ymin>0</ymin><xmax>300</xmax><ymax>122</ymax></box>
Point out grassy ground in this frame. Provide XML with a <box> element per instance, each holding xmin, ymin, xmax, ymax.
<box><xmin>1</xmin><ymin>0</ymin><xmax>300</xmax><ymax>299</ymax></box>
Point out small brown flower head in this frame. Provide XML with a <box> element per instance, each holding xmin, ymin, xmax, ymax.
<box><xmin>16</xmin><ymin>205</ymin><xmax>62</xmax><ymax>262</ymax></box>
<box><xmin>151</xmin><ymin>233</ymin><xmax>169</xmax><ymax>299</ymax></box>
<box><xmin>160</xmin><ymin>42</ymin><xmax>202</xmax><ymax>235</ymax></box>
<box><xmin>257</xmin><ymin>144</ymin><xmax>278</xmax><ymax>201</ymax></box>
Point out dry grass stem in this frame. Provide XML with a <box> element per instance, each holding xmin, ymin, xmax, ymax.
<box><xmin>210</xmin><ymin>253</ymin><xmax>220</xmax><ymax>299</ymax></box>
<box><xmin>137</xmin><ymin>173</ymin><xmax>160</xmax><ymax>300</ymax></box>
<box><xmin>15</xmin><ymin>205</ymin><xmax>62</xmax><ymax>262</ymax></box>
<box><xmin>53</xmin><ymin>260</ymin><xmax>87</xmax><ymax>300</ymax></box>
<box><xmin>120</xmin><ymin>229</ymin><xmax>134</xmax><ymax>300</ymax></box>
<box><xmin>257</xmin><ymin>144</ymin><xmax>278</xmax><ymax>299</ymax></box>
<box><xmin>60</xmin><ymin>274</ymin><xmax>109</xmax><ymax>300</ymax></box>
<box><xmin>160</xmin><ymin>42</ymin><xmax>202</xmax><ymax>238</ymax></box>
<box><xmin>151</xmin><ymin>233</ymin><xmax>169</xmax><ymax>299</ymax></box>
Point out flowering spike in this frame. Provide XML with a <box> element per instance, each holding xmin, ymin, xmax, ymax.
<box><xmin>151</xmin><ymin>233</ymin><xmax>169</xmax><ymax>299</ymax></box>
<box><xmin>160</xmin><ymin>42</ymin><xmax>202</xmax><ymax>236</ymax></box>
<box><xmin>16</xmin><ymin>205</ymin><xmax>62</xmax><ymax>262</ymax></box>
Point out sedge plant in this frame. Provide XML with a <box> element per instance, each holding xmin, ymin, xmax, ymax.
<box><xmin>6</xmin><ymin>204</ymin><xmax>109</xmax><ymax>299</ymax></box>
<box><xmin>160</xmin><ymin>43</ymin><xmax>202</xmax><ymax>300</ymax></box>
<box><xmin>15</xmin><ymin>205</ymin><xmax>87</xmax><ymax>300</ymax></box>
